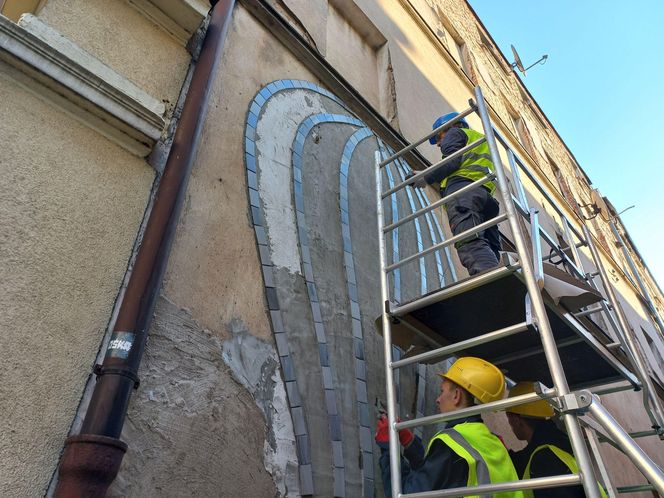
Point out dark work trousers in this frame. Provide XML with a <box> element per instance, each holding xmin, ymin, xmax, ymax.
<box><xmin>443</xmin><ymin>179</ymin><xmax>501</xmax><ymax>275</ymax></box>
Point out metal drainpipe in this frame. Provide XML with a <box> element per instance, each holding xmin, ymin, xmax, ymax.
<box><xmin>54</xmin><ymin>1</ymin><xmax>235</xmax><ymax>495</ymax></box>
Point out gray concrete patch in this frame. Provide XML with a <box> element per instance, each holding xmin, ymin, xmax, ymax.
<box><xmin>273</xmin><ymin>266</ymin><xmax>334</xmax><ymax>494</ymax></box>
<box><xmin>107</xmin><ymin>297</ymin><xmax>281</xmax><ymax>498</ymax></box>
<box><xmin>301</xmin><ymin>121</ymin><xmax>364</xmax><ymax>495</ymax></box>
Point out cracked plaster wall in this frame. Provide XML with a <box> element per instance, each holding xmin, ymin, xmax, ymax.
<box><xmin>104</xmin><ymin>7</ymin><xmax>308</xmax><ymax>496</ymax></box>
<box><xmin>106</xmin><ymin>4</ymin><xmax>452</xmax><ymax>496</ymax></box>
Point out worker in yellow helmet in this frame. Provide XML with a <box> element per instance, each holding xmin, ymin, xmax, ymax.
<box><xmin>505</xmin><ymin>382</ymin><xmax>606</xmax><ymax>498</ymax></box>
<box><xmin>375</xmin><ymin>357</ymin><xmax>524</xmax><ymax>497</ymax></box>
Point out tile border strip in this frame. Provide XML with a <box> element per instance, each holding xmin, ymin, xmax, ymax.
<box><xmin>291</xmin><ymin>112</ymin><xmax>365</xmax><ymax>498</ymax></box>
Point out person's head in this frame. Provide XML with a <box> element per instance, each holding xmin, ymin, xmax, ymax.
<box><xmin>429</xmin><ymin>112</ymin><xmax>470</xmax><ymax>147</ymax></box>
<box><xmin>436</xmin><ymin>377</ymin><xmax>474</xmax><ymax>413</ymax></box>
<box><xmin>505</xmin><ymin>382</ymin><xmax>555</xmax><ymax>443</ymax></box>
<box><xmin>436</xmin><ymin>357</ymin><xmax>505</xmax><ymax>414</ymax></box>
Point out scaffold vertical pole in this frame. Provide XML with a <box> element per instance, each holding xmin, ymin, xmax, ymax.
<box><xmin>609</xmin><ymin>219</ymin><xmax>664</xmax><ymax>344</ymax></box>
<box><xmin>583</xmin><ymin>224</ymin><xmax>664</xmax><ymax>430</ymax></box>
<box><xmin>375</xmin><ymin>151</ymin><xmax>402</xmax><ymax>497</ymax></box>
<box><xmin>474</xmin><ymin>86</ymin><xmax>602</xmax><ymax>498</ymax></box>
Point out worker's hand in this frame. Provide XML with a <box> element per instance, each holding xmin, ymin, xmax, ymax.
<box><xmin>399</xmin><ymin>426</ymin><xmax>414</xmax><ymax>447</ymax></box>
<box><xmin>375</xmin><ymin>415</ymin><xmax>415</xmax><ymax>449</ymax></box>
<box><xmin>405</xmin><ymin>171</ymin><xmax>427</xmax><ymax>189</ymax></box>
<box><xmin>375</xmin><ymin>415</ymin><xmax>389</xmax><ymax>448</ymax></box>
<box><xmin>413</xmin><ymin>177</ymin><xmax>427</xmax><ymax>189</ymax></box>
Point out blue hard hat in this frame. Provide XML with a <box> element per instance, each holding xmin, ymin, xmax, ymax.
<box><xmin>429</xmin><ymin>112</ymin><xmax>469</xmax><ymax>144</ymax></box>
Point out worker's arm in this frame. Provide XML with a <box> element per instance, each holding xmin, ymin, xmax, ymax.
<box><xmin>424</xmin><ymin>127</ymin><xmax>468</xmax><ymax>186</ymax></box>
<box><xmin>379</xmin><ymin>439</ymin><xmax>468</xmax><ymax>496</ymax></box>
<box><xmin>530</xmin><ymin>449</ymin><xmax>585</xmax><ymax>498</ymax></box>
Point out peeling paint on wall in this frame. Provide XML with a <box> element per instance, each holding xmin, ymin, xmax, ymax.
<box><xmin>222</xmin><ymin>318</ymin><xmax>300</xmax><ymax>497</ymax></box>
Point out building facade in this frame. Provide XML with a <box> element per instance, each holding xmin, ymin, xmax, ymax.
<box><xmin>1</xmin><ymin>0</ymin><xmax>663</xmax><ymax>496</ymax></box>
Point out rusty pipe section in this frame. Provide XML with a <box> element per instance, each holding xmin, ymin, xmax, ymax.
<box><xmin>54</xmin><ymin>1</ymin><xmax>236</xmax><ymax>496</ymax></box>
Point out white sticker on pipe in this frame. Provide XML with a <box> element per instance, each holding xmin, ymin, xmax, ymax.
<box><xmin>106</xmin><ymin>331</ymin><xmax>135</xmax><ymax>359</ymax></box>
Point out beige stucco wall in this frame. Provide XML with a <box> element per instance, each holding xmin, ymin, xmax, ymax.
<box><xmin>325</xmin><ymin>4</ymin><xmax>382</xmax><ymax>112</ymax></box>
<box><xmin>160</xmin><ymin>6</ymin><xmax>311</xmax><ymax>342</ymax></box>
<box><xmin>38</xmin><ymin>0</ymin><xmax>190</xmax><ymax>109</ymax></box>
<box><xmin>600</xmin><ymin>387</ymin><xmax>664</xmax><ymax>494</ymax></box>
<box><xmin>0</xmin><ymin>67</ymin><xmax>154</xmax><ymax>497</ymax></box>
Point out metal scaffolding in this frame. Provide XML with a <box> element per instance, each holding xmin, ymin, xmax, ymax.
<box><xmin>375</xmin><ymin>86</ymin><xmax>664</xmax><ymax>497</ymax></box>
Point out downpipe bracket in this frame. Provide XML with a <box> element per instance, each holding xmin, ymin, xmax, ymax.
<box><xmin>93</xmin><ymin>364</ymin><xmax>140</xmax><ymax>389</ymax></box>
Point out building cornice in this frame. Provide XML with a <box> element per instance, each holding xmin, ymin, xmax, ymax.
<box><xmin>128</xmin><ymin>0</ymin><xmax>208</xmax><ymax>45</ymax></box>
<box><xmin>0</xmin><ymin>14</ymin><xmax>166</xmax><ymax>157</ymax></box>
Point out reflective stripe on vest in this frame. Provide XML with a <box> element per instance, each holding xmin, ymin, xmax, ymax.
<box><xmin>440</xmin><ymin>128</ymin><xmax>497</xmax><ymax>194</ymax></box>
<box><xmin>522</xmin><ymin>444</ymin><xmax>607</xmax><ymax>498</ymax></box>
<box><xmin>426</xmin><ymin>422</ymin><xmax>524</xmax><ymax>498</ymax></box>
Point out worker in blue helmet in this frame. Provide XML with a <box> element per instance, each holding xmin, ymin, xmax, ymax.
<box><xmin>410</xmin><ymin>112</ymin><xmax>500</xmax><ymax>275</ymax></box>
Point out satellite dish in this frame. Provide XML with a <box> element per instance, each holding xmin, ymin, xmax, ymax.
<box><xmin>511</xmin><ymin>45</ymin><xmax>526</xmax><ymax>75</ymax></box>
<box><xmin>510</xmin><ymin>44</ymin><xmax>548</xmax><ymax>77</ymax></box>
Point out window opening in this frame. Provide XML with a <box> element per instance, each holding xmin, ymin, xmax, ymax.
<box><xmin>0</xmin><ymin>0</ymin><xmax>46</xmax><ymax>22</ymax></box>
<box><xmin>435</xmin><ymin>6</ymin><xmax>476</xmax><ymax>82</ymax></box>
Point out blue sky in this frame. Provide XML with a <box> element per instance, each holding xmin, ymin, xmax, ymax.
<box><xmin>468</xmin><ymin>0</ymin><xmax>664</xmax><ymax>288</ymax></box>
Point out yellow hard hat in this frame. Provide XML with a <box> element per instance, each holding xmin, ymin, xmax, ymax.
<box><xmin>439</xmin><ymin>357</ymin><xmax>505</xmax><ymax>404</ymax></box>
<box><xmin>506</xmin><ymin>382</ymin><xmax>555</xmax><ymax>419</ymax></box>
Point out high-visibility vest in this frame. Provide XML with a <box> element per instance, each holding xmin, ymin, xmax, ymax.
<box><xmin>426</xmin><ymin>422</ymin><xmax>524</xmax><ymax>498</ymax></box>
<box><xmin>440</xmin><ymin>128</ymin><xmax>496</xmax><ymax>194</ymax></box>
<box><xmin>522</xmin><ymin>444</ymin><xmax>608</xmax><ymax>498</ymax></box>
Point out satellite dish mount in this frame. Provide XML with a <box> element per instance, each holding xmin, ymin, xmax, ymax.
<box><xmin>511</xmin><ymin>44</ymin><xmax>548</xmax><ymax>76</ymax></box>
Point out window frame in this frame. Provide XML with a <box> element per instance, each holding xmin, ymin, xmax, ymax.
<box><xmin>0</xmin><ymin>0</ymin><xmax>46</xmax><ymax>22</ymax></box>
<box><xmin>435</xmin><ymin>6</ymin><xmax>476</xmax><ymax>83</ymax></box>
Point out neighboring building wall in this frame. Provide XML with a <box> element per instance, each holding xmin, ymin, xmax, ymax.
<box><xmin>0</xmin><ymin>0</ymin><xmax>199</xmax><ymax>495</ymax></box>
<box><xmin>0</xmin><ymin>61</ymin><xmax>154</xmax><ymax>497</ymax></box>
<box><xmin>2</xmin><ymin>0</ymin><xmax>663</xmax><ymax>497</ymax></box>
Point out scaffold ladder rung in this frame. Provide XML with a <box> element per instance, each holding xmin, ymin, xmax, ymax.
<box><xmin>381</xmin><ymin>137</ymin><xmax>486</xmax><ymax>198</ymax></box>
<box><xmin>398</xmin><ymin>474</ymin><xmax>583</xmax><ymax>498</ymax></box>
<box><xmin>390</xmin><ymin>321</ymin><xmax>530</xmax><ymax>369</ymax></box>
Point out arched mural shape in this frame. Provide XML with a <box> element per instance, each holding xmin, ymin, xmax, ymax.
<box><xmin>244</xmin><ymin>79</ymin><xmax>456</xmax><ymax>497</ymax></box>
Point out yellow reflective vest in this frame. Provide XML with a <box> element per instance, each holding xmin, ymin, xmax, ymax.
<box><xmin>440</xmin><ymin>128</ymin><xmax>497</xmax><ymax>194</ymax></box>
<box><xmin>522</xmin><ymin>444</ymin><xmax>607</xmax><ymax>498</ymax></box>
<box><xmin>426</xmin><ymin>422</ymin><xmax>524</xmax><ymax>498</ymax></box>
